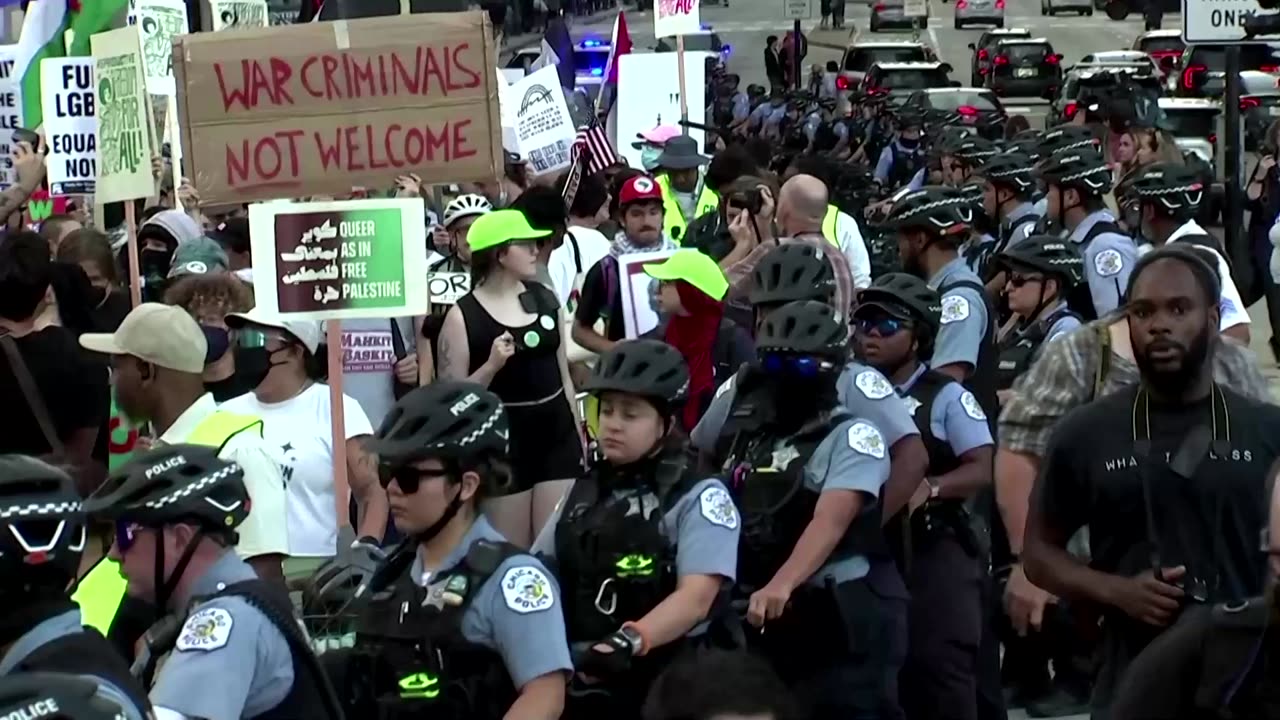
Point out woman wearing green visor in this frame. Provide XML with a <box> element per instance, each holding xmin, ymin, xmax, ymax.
<box><xmin>438</xmin><ymin>209</ymin><xmax>584</xmax><ymax>548</ymax></box>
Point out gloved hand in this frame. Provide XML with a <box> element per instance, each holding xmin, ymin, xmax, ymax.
<box><xmin>573</xmin><ymin>631</ymin><xmax>637</xmax><ymax>677</ymax></box>
<box><xmin>1269</xmin><ymin>222</ymin><xmax>1280</xmax><ymax>284</ymax></box>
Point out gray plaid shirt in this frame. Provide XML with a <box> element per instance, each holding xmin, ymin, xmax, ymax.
<box><xmin>998</xmin><ymin>314</ymin><xmax>1273</xmax><ymax>457</ymax></box>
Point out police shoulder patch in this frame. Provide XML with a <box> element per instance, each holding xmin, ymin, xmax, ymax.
<box><xmin>175</xmin><ymin>607</ymin><xmax>234</xmax><ymax>652</ymax></box>
<box><xmin>940</xmin><ymin>295</ymin><xmax>970</xmax><ymax>325</ymax></box>
<box><xmin>698</xmin><ymin>486</ymin><xmax>739</xmax><ymax>530</ymax></box>
<box><xmin>855</xmin><ymin>370</ymin><xmax>894</xmax><ymax>400</ymax></box>
<box><xmin>501</xmin><ymin>566</ymin><xmax>555</xmax><ymax>614</ymax></box>
<box><xmin>959</xmin><ymin>391</ymin><xmax>987</xmax><ymax>421</ymax></box>
<box><xmin>847</xmin><ymin>421</ymin><xmax>886</xmax><ymax>459</ymax></box>
<box><xmin>1093</xmin><ymin>248</ymin><xmax>1124</xmax><ymax>278</ymax></box>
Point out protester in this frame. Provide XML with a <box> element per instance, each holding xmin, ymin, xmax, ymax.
<box><xmin>163</xmin><ymin>271</ymin><xmax>258</xmax><ymax>402</ymax></box>
<box><xmin>548</xmin><ymin>172</ymin><xmax>612</xmax><ymax>308</ymax></box>
<box><xmin>54</xmin><ymin>229</ymin><xmax>132</xmax><ymax>333</ymax></box>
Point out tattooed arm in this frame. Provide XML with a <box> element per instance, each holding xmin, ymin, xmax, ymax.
<box><xmin>346</xmin><ymin>436</ymin><xmax>388</xmax><ymax>543</ymax></box>
<box><xmin>439</xmin><ymin>303</ymin><xmax>504</xmax><ymax>386</ymax></box>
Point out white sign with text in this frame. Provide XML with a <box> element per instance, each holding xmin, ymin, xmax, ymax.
<box><xmin>41</xmin><ymin>58</ymin><xmax>96</xmax><ymax>195</ymax></box>
<box><xmin>0</xmin><ymin>46</ymin><xmax>20</xmax><ymax>189</ymax></box>
<box><xmin>616</xmin><ymin>53</ymin><xmax>706</xmax><ymax>169</ymax></box>
<box><xmin>1183</xmin><ymin>0</ymin><xmax>1269</xmax><ymax>43</ymax></box>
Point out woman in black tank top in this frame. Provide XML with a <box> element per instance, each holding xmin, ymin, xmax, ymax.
<box><xmin>436</xmin><ymin>210</ymin><xmax>585</xmax><ymax>547</ymax></box>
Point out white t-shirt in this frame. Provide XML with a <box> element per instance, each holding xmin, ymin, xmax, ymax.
<box><xmin>1141</xmin><ymin>221</ymin><xmax>1250</xmax><ymax>332</ymax></box>
<box><xmin>221</xmin><ymin>384</ymin><xmax>374</xmax><ymax>558</ymax></box>
<box><xmin>834</xmin><ymin>210</ymin><xmax>872</xmax><ymax>289</ymax></box>
<box><xmin>547</xmin><ymin>226</ymin><xmax>612</xmax><ymax>307</ymax></box>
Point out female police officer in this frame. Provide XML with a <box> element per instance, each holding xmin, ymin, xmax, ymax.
<box><xmin>992</xmin><ymin>236</ymin><xmax>1085</xmax><ymax>400</ymax></box>
<box><xmin>532</xmin><ymin>339</ymin><xmax>740</xmax><ymax>719</ymax></box>
<box><xmin>853</xmin><ymin>274</ymin><xmax>995</xmax><ymax>720</ymax></box>
<box><xmin>329</xmin><ymin>380</ymin><xmax>572</xmax><ymax>720</ymax></box>
<box><xmin>709</xmin><ymin>299</ymin><xmax>900</xmax><ymax>719</ymax></box>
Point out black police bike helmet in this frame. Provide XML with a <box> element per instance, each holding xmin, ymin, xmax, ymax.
<box><xmin>83</xmin><ymin>445</ymin><xmax>249</xmax><ymax>531</ymax></box>
<box><xmin>1037</xmin><ymin>146</ymin><xmax>1112</xmax><ymax>196</ymax></box>
<box><xmin>0</xmin><ymin>455</ymin><xmax>85</xmax><ymax>592</ymax></box>
<box><xmin>1038</xmin><ymin>124</ymin><xmax>1099</xmax><ymax>157</ymax></box>
<box><xmin>0</xmin><ymin>673</ymin><xmax>133</xmax><ymax>720</ymax></box>
<box><xmin>1009</xmin><ymin>129</ymin><xmax>1043</xmax><ymax>161</ymax></box>
<box><xmin>369</xmin><ymin>381</ymin><xmax>509</xmax><ymax>466</ymax></box>
<box><xmin>951</xmin><ymin>136</ymin><xmax>1000</xmax><ymax>166</ymax></box>
<box><xmin>856</xmin><ymin>273</ymin><xmax>943</xmax><ymax>336</ymax></box>
<box><xmin>749</xmin><ymin>242</ymin><xmax>837</xmax><ymax>305</ymax></box>
<box><xmin>582</xmin><ymin>339</ymin><xmax>691</xmax><ymax>408</ymax></box>
<box><xmin>756</xmin><ymin>300</ymin><xmax>848</xmax><ymax>359</ymax></box>
<box><xmin>976</xmin><ymin>151</ymin><xmax>1037</xmax><ymax>193</ymax></box>
<box><xmin>882</xmin><ymin>185</ymin><xmax>975</xmax><ymax>236</ymax></box>
<box><xmin>993</xmin><ymin>235</ymin><xmax>1084</xmax><ymax>286</ymax></box>
<box><xmin>1125</xmin><ymin>162</ymin><xmax>1205</xmax><ymax>215</ymax></box>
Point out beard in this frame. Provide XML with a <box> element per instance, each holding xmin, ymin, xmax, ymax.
<box><xmin>1133</xmin><ymin>325</ymin><xmax>1212</xmax><ymax>397</ymax></box>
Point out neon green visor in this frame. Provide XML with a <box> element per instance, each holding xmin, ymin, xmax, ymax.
<box><xmin>643</xmin><ymin>249</ymin><xmax>729</xmax><ymax>301</ymax></box>
<box><xmin>466</xmin><ymin>209</ymin><xmax>552</xmax><ymax>252</ymax></box>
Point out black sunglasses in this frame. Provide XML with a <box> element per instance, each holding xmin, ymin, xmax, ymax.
<box><xmin>855</xmin><ymin>316</ymin><xmax>912</xmax><ymax>337</ymax></box>
<box><xmin>1008</xmin><ymin>274</ymin><xmax>1044</xmax><ymax>289</ymax></box>
<box><xmin>378</xmin><ymin>466</ymin><xmax>451</xmax><ymax>494</ymax></box>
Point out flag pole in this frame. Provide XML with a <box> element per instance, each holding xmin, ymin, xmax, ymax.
<box><xmin>676</xmin><ymin>34</ymin><xmax>688</xmax><ymax>135</ymax></box>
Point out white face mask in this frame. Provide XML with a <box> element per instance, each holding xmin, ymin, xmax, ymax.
<box><xmin>234</xmin><ymin>268</ymin><xmax>254</xmax><ymax>284</ymax></box>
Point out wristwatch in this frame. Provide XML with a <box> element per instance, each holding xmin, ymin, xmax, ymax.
<box><xmin>616</xmin><ymin>625</ymin><xmax>644</xmax><ymax>656</ymax></box>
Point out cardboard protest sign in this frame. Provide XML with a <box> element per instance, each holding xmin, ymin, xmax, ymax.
<box><xmin>206</xmin><ymin>0</ymin><xmax>268</xmax><ymax>30</ymax></box>
<box><xmin>91</xmin><ymin>28</ymin><xmax>157</xmax><ymax>204</ymax></box>
<box><xmin>174</xmin><ymin>11</ymin><xmax>503</xmax><ymax>206</ymax></box>
<box><xmin>617</xmin><ymin>249</ymin><xmax>676</xmax><ymax>338</ymax></box>
<box><xmin>249</xmin><ymin>198</ymin><xmax>429</xmax><ymax>320</ymax></box>
<box><xmin>654</xmin><ymin>0</ymin><xmax>700</xmax><ymax>38</ymax></box>
<box><xmin>504</xmin><ymin>65</ymin><xmax>575</xmax><ymax>176</ymax></box>
<box><xmin>427</xmin><ymin>271</ymin><xmax>470</xmax><ymax>305</ymax></box>
<box><xmin>41</xmin><ymin>58</ymin><xmax>96</xmax><ymax>194</ymax></box>
<box><xmin>0</xmin><ymin>46</ymin><xmax>21</xmax><ymax>189</ymax></box>
<box><xmin>127</xmin><ymin>0</ymin><xmax>189</xmax><ymax>96</ymax></box>
<box><xmin>616</xmin><ymin>53</ymin><xmax>705</xmax><ymax>168</ymax></box>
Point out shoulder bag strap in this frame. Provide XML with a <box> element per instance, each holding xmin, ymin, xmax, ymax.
<box><xmin>0</xmin><ymin>334</ymin><xmax>65</xmax><ymax>457</ymax></box>
<box><xmin>1092</xmin><ymin>322</ymin><xmax>1112</xmax><ymax>401</ymax></box>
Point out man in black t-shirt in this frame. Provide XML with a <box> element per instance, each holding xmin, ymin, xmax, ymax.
<box><xmin>1024</xmin><ymin>245</ymin><xmax>1280</xmax><ymax>720</ymax></box>
<box><xmin>0</xmin><ymin>232</ymin><xmax>109</xmax><ymax>487</ymax></box>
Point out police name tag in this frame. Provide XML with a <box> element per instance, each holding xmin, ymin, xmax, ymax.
<box><xmin>502</xmin><ymin>566</ymin><xmax>555</xmax><ymax>614</ymax></box>
<box><xmin>175</xmin><ymin>607</ymin><xmax>234</xmax><ymax>652</ymax></box>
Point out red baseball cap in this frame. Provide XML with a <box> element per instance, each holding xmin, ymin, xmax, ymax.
<box><xmin>619</xmin><ymin>175</ymin><xmax>663</xmax><ymax>205</ymax></box>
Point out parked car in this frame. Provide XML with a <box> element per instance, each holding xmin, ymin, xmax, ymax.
<box><xmin>903</xmin><ymin>87</ymin><xmax>1008</xmax><ymax>139</ymax></box>
<box><xmin>839</xmin><ymin>41</ymin><xmax>935</xmax><ymax>90</ymax></box>
<box><xmin>1078</xmin><ymin>50</ymin><xmax>1160</xmax><ymax>75</ymax></box>
<box><xmin>1132</xmin><ymin>29</ymin><xmax>1184</xmax><ymax>77</ymax></box>
<box><xmin>862</xmin><ymin>61</ymin><xmax>956</xmax><ymax>97</ymax></box>
<box><xmin>985</xmin><ymin>38</ymin><xmax>1063</xmax><ymax>99</ymax></box>
<box><xmin>871</xmin><ymin>0</ymin><xmax>930</xmax><ymax>32</ymax></box>
<box><xmin>1174</xmin><ymin>43</ymin><xmax>1280</xmax><ymax>98</ymax></box>
<box><xmin>1041</xmin><ymin>0</ymin><xmax>1092</xmax><ymax>17</ymax></box>
<box><xmin>967</xmin><ymin>27</ymin><xmax>1031</xmax><ymax>86</ymax></box>
<box><xmin>954</xmin><ymin>0</ymin><xmax>1004</xmax><ymax>29</ymax></box>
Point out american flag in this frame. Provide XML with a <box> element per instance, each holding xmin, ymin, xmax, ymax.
<box><xmin>572</xmin><ymin>122</ymin><xmax>619</xmax><ymax>175</ymax></box>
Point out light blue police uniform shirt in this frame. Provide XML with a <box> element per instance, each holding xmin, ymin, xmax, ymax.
<box><xmin>1032</xmin><ymin>195</ymin><xmax>1049</xmax><ymax>217</ymax></box>
<box><xmin>149</xmin><ymin>551</ymin><xmax>294</xmax><ymax>719</ymax></box>
<box><xmin>897</xmin><ymin>365</ymin><xmax>992</xmax><ymax>457</ymax></box>
<box><xmin>1003</xmin><ymin>201</ymin><xmax>1041</xmax><ymax>248</ymax></box>
<box><xmin>732</xmin><ymin>93</ymin><xmax>751</xmax><ymax>122</ymax></box>
<box><xmin>803</xmin><ymin>111</ymin><xmax>822</xmax><ymax>142</ymax></box>
<box><xmin>1044</xmin><ymin>306</ymin><xmax>1083</xmax><ymax>343</ymax></box>
<box><xmin>1069</xmin><ymin>209</ymin><xmax>1137</xmax><ymax>316</ymax></box>
<box><xmin>532</xmin><ymin>476</ymin><xmax>740</xmax><ymax>637</ymax></box>
<box><xmin>874</xmin><ymin>141</ymin><xmax>922</xmax><ymax>185</ymax></box>
<box><xmin>964</xmin><ymin>233</ymin><xmax>999</xmax><ymax>274</ymax></box>
<box><xmin>835</xmin><ymin>361</ymin><xmax>921</xmax><ymax>448</ymax></box>
<box><xmin>688</xmin><ymin>377</ymin><xmax>891</xmax><ymax>584</ymax></box>
<box><xmin>746</xmin><ymin>102</ymin><xmax>772</xmax><ymax>132</ymax></box>
<box><xmin>0</xmin><ymin>609</ymin><xmax>148</xmax><ymax>720</ymax></box>
<box><xmin>412</xmin><ymin>517</ymin><xmax>573</xmax><ymax>687</ymax></box>
<box><xmin>763</xmin><ymin>105</ymin><xmax>788</xmax><ymax>134</ymax></box>
<box><xmin>928</xmin><ymin>257</ymin><xmax>990</xmax><ymax>372</ymax></box>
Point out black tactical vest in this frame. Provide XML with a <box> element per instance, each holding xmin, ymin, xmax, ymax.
<box><xmin>1068</xmin><ymin>219</ymin><xmax>1127</xmax><ymax>322</ymax></box>
<box><xmin>888</xmin><ymin>143</ymin><xmax>924</xmax><ymax>189</ymax></box>
<box><xmin>335</xmin><ymin>541</ymin><xmax>523</xmax><ymax>720</ymax></box>
<box><xmin>16</xmin><ymin>627</ymin><xmax>151</xmax><ymax>716</ymax></box>
<box><xmin>554</xmin><ymin>449</ymin><xmax>695</xmax><ymax>642</ymax></box>
<box><xmin>997</xmin><ymin>307</ymin><xmax>1082</xmax><ymax>391</ymax></box>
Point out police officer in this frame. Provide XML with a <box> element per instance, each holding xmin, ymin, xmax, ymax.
<box><xmin>1031</xmin><ymin>125</ymin><xmax>1100</xmax><ymax>230</ymax></box>
<box><xmin>0</xmin><ymin>457</ymin><xmax>150</xmax><ymax>720</ymax></box>
<box><xmin>1126</xmin><ymin>162</ymin><xmax>1252</xmax><ymax>342</ymax></box>
<box><xmin>331</xmin><ymin>381</ymin><xmax>572</xmax><ymax>720</ymax></box>
<box><xmin>974</xmin><ymin>151</ymin><xmax>1042</xmax><ymax>255</ymax></box>
<box><xmin>0</xmin><ymin>673</ymin><xmax>143</xmax><ymax>720</ymax></box>
<box><xmin>944</xmin><ymin>136</ymin><xmax>1000</xmax><ymax>189</ymax></box>
<box><xmin>853</xmin><ymin>274</ymin><xmax>995</xmax><ymax>720</ymax></box>
<box><xmin>875</xmin><ymin>109</ymin><xmax>927</xmax><ymax>191</ymax></box>
<box><xmin>532</xmin><ymin>340</ymin><xmax>739</xmax><ymax>719</ymax></box>
<box><xmin>991</xmin><ymin>237</ymin><xmax>1085</xmax><ymax>395</ymax></box>
<box><xmin>83</xmin><ymin>445</ymin><xmax>342</xmax><ymax>719</ymax></box>
<box><xmin>884</xmin><ymin>185</ymin><xmax>998</xmax><ymax>419</ymax></box>
<box><xmin>1036</xmin><ymin>146</ymin><xmax>1137</xmax><ymax>320</ymax></box>
<box><xmin>694</xmin><ymin>242</ymin><xmax>930</xmax><ymax>521</ymax></box>
<box><xmin>707</xmin><ymin>300</ymin><xmax>903</xmax><ymax>720</ymax></box>
<box><xmin>1024</xmin><ymin>245</ymin><xmax>1280</xmax><ymax>719</ymax></box>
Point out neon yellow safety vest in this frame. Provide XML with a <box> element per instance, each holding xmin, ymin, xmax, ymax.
<box><xmin>71</xmin><ymin>410</ymin><xmax>263</xmax><ymax>635</ymax></box>
<box><xmin>822</xmin><ymin>205</ymin><xmax>841</xmax><ymax>248</ymax></box>
<box><xmin>656</xmin><ymin>174</ymin><xmax>719</xmax><ymax>245</ymax></box>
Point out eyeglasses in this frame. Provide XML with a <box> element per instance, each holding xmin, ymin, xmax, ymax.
<box><xmin>378</xmin><ymin>466</ymin><xmax>451</xmax><ymax>494</ymax></box>
<box><xmin>760</xmin><ymin>352</ymin><xmax>834</xmax><ymax>377</ymax></box>
<box><xmin>855</xmin><ymin>316</ymin><xmax>911</xmax><ymax>337</ymax></box>
<box><xmin>1008</xmin><ymin>274</ymin><xmax>1044</xmax><ymax>289</ymax></box>
<box><xmin>114</xmin><ymin>522</ymin><xmax>142</xmax><ymax>553</ymax></box>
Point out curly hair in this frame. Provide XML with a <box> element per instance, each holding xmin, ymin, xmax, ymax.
<box><xmin>163</xmin><ymin>272</ymin><xmax>254</xmax><ymax>323</ymax></box>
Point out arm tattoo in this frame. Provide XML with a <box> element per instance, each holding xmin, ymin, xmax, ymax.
<box><xmin>436</xmin><ymin>330</ymin><xmax>455</xmax><ymax>379</ymax></box>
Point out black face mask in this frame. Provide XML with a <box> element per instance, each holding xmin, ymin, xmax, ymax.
<box><xmin>899</xmin><ymin>136</ymin><xmax>920</xmax><ymax>149</ymax></box>
<box><xmin>140</xmin><ymin>247</ymin><xmax>173</xmax><ymax>279</ymax></box>
<box><xmin>236</xmin><ymin>346</ymin><xmax>292</xmax><ymax>390</ymax></box>
<box><xmin>202</xmin><ymin>326</ymin><xmax>231</xmax><ymax>364</ymax></box>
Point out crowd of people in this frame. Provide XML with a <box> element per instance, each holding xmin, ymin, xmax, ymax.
<box><xmin>5</xmin><ymin>13</ymin><xmax>1280</xmax><ymax>719</ymax></box>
